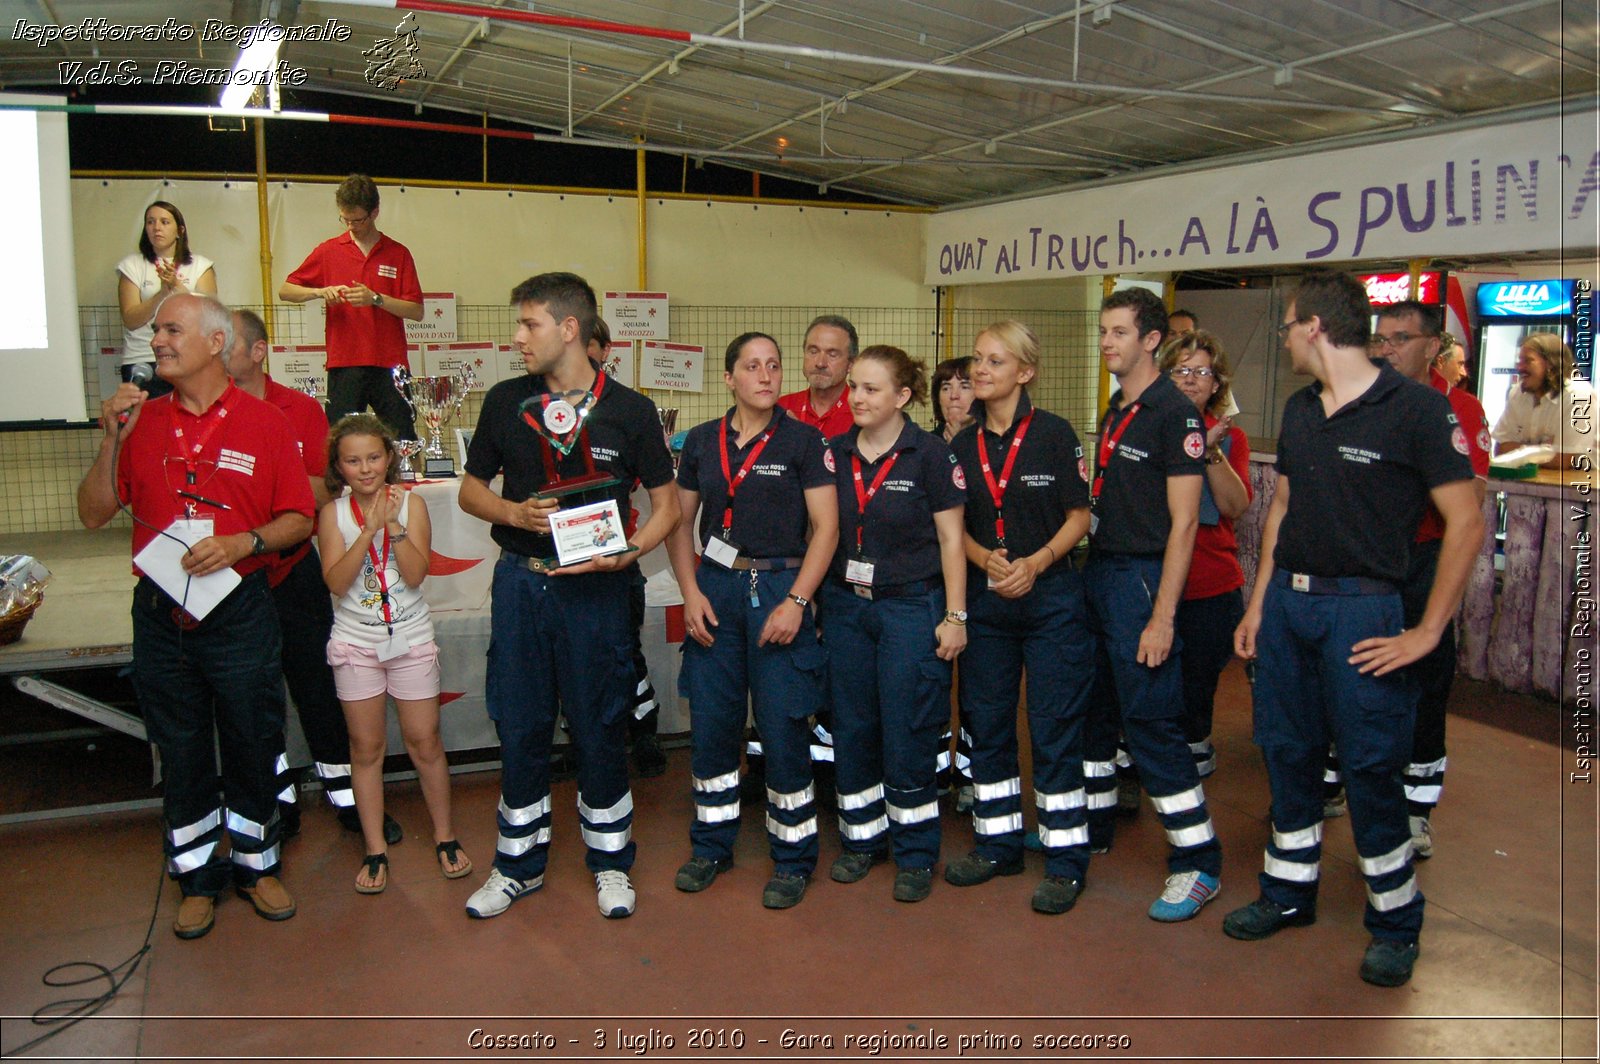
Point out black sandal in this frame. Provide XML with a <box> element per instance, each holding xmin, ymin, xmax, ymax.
<box><xmin>436</xmin><ymin>840</ymin><xmax>473</xmax><ymax>880</ymax></box>
<box><xmin>355</xmin><ymin>853</ymin><xmax>388</xmax><ymax>894</ymax></box>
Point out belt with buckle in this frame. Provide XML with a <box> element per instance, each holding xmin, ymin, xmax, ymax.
<box><xmin>715</xmin><ymin>555</ymin><xmax>804</xmax><ymax>572</ymax></box>
<box><xmin>1276</xmin><ymin>570</ymin><xmax>1398</xmax><ymax>596</ymax></box>
<box><xmin>501</xmin><ymin>548</ymin><xmax>558</xmax><ymax>574</ymax></box>
<box><xmin>834</xmin><ymin>575</ymin><xmax>939</xmax><ymax>601</ymax></box>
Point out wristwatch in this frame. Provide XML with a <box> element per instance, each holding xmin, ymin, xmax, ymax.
<box><xmin>248</xmin><ymin>530</ymin><xmax>267</xmax><ymax>555</ymax></box>
<box><xmin>372</xmin><ymin>292</ymin><xmax>385</xmax><ymax>309</ymax></box>
<box><xmin>787</xmin><ymin>593</ymin><xmax>810</xmax><ymax>609</ymax></box>
<box><xmin>944</xmin><ymin>609</ymin><xmax>968</xmax><ymax>625</ymax></box>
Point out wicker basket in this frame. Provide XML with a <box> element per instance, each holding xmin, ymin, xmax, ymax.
<box><xmin>0</xmin><ymin>596</ymin><xmax>40</xmax><ymax>646</ymax></box>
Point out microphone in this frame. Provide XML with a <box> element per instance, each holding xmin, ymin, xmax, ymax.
<box><xmin>118</xmin><ymin>363</ymin><xmax>154</xmax><ymax>425</ymax></box>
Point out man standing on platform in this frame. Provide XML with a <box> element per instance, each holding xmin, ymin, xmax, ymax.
<box><xmin>224</xmin><ymin>309</ymin><xmax>402</xmax><ymax>846</ymax></box>
<box><xmin>459</xmin><ymin>273</ymin><xmax>679</xmax><ymax>921</ymax></box>
<box><xmin>1370</xmin><ymin>300</ymin><xmax>1490</xmax><ymax>858</ymax></box>
<box><xmin>1225</xmin><ymin>272</ymin><xmax>1481</xmax><ymax>987</ymax></box>
<box><xmin>78</xmin><ymin>294</ymin><xmax>315</xmax><ymax>940</ymax></box>
<box><xmin>279</xmin><ymin>174</ymin><xmax>423</xmax><ymax>437</ymax></box>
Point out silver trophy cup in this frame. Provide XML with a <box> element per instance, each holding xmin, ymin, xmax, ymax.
<box><xmin>392</xmin><ymin>365</ymin><xmax>476</xmax><ymax>478</ymax></box>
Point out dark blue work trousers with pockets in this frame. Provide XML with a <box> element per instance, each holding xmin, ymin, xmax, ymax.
<box><xmin>823</xmin><ymin>582</ymin><xmax>948</xmax><ymax>871</ymax></box>
<box><xmin>958</xmin><ymin>566</ymin><xmax>1095</xmax><ymax>881</ymax></box>
<box><xmin>1252</xmin><ymin>571</ymin><xmax>1423</xmax><ymax>942</ymax></box>
<box><xmin>1083</xmin><ymin>553</ymin><xmax>1221</xmax><ymax>877</ymax></box>
<box><xmin>681</xmin><ymin>562</ymin><xmax>823</xmax><ymax>876</ymax></box>
<box><xmin>486</xmin><ymin>556</ymin><xmax>636</xmax><ymax>882</ymax></box>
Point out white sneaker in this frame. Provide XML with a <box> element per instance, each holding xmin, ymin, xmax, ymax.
<box><xmin>596</xmin><ymin>869</ymin><xmax>636</xmax><ymax>919</ymax></box>
<box><xmin>1409</xmin><ymin>815</ymin><xmax>1434</xmax><ymax>860</ymax></box>
<box><xmin>465</xmin><ymin>868</ymin><xmax>542</xmax><ymax>918</ymax></box>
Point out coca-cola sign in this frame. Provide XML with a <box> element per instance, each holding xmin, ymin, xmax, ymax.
<box><xmin>1360</xmin><ymin>271</ymin><xmax>1441</xmax><ymax>306</ymax></box>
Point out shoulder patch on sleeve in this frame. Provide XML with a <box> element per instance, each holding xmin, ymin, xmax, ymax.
<box><xmin>823</xmin><ymin>448</ymin><xmax>836</xmax><ymax>474</ymax></box>
<box><xmin>1451</xmin><ymin>427</ymin><xmax>1470</xmax><ymax>455</ymax></box>
<box><xmin>952</xmin><ymin>464</ymin><xmax>966</xmax><ymax>490</ymax></box>
<box><xmin>1183</xmin><ymin>431</ymin><xmax>1205</xmax><ymax>459</ymax></box>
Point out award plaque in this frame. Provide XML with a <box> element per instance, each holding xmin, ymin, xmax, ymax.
<box><xmin>516</xmin><ymin>375</ymin><xmax>634</xmax><ymax>571</ymax></box>
<box><xmin>393</xmin><ymin>365</ymin><xmax>476</xmax><ymax>478</ymax></box>
<box><xmin>548</xmin><ymin>498</ymin><xmax>631</xmax><ymax>568</ymax></box>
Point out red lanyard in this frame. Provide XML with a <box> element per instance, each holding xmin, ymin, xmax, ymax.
<box><xmin>718</xmin><ymin>414</ymin><xmax>776</xmax><ymax>534</ymax></box>
<box><xmin>347</xmin><ymin>494</ymin><xmax>394</xmax><ymax>629</ymax></box>
<box><xmin>168</xmin><ymin>386</ymin><xmax>237</xmax><ymax>486</ymax></box>
<box><xmin>1091</xmin><ymin>402</ymin><xmax>1140</xmax><ymax>500</ymax></box>
<box><xmin>850</xmin><ymin>450</ymin><xmax>901</xmax><ymax>553</ymax></box>
<box><xmin>976</xmin><ymin>412</ymin><xmax>1033</xmax><ymax>545</ymax></box>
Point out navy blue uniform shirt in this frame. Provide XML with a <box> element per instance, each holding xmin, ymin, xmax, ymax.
<box><xmin>1274</xmin><ymin>362</ymin><xmax>1474</xmax><ymax>584</ymax></box>
<box><xmin>678</xmin><ymin>408</ymin><xmax>832</xmax><ymax>559</ymax></box>
<box><xmin>828</xmin><ymin>415</ymin><xmax>966</xmax><ymax>587</ymax></box>
<box><xmin>465</xmin><ymin>370</ymin><xmax>674</xmax><ymax>559</ymax></box>
<box><xmin>1091</xmin><ymin>373</ymin><xmax>1205</xmax><ymax>557</ymax></box>
<box><xmin>951</xmin><ymin>390</ymin><xmax>1090</xmax><ymax>576</ymax></box>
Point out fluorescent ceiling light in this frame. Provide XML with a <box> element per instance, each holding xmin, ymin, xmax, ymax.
<box><xmin>219</xmin><ymin>27</ymin><xmax>284</xmax><ymax>110</ymax></box>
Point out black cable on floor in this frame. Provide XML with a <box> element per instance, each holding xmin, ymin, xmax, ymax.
<box><xmin>1</xmin><ymin>854</ymin><xmax>165</xmax><ymax>1057</ymax></box>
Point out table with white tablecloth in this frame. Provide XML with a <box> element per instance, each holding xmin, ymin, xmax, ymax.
<box><xmin>387</xmin><ymin>479</ymin><xmax>688</xmax><ymax>758</ymax></box>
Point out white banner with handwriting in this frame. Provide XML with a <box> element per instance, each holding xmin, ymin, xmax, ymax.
<box><xmin>925</xmin><ymin>111</ymin><xmax>1599</xmax><ymax>285</ymax></box>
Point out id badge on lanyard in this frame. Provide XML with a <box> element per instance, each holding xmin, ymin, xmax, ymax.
<box><xmin>848</xmin><ymin>449</ymin><xmax>897</xmax><ymax>597</ymax></box>
<box><xmin>846</xmin><ymin>556</ymin><xmax>876</xmax><ymax>597</ymax></box>
<box><xmin>704</xmin><ymin>534</ymin><xmax>741</xmax><ymax>569</ymax></box>
<box><xmin>712</xmin><ymin>416</ymin><xmax>774</xmax><ymax>571</ymax></box>
<box><xmin>977</xmin><ymin>414</ymin><xmax>1031</xmax><ymax>588</ymax></box>
<box><xmin>1089</xmin><ymin>403</ymin><xmax>1140</xmax><ymax>541</ymax></box>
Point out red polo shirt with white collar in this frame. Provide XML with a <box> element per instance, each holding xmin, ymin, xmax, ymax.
<box><xmin>778</xmin><ymin>387</ymin><xmax>855</xmax><ymax>441</ymax></box>
<box><xmin>285</xmin><ymin>231</ymin><xmax>422</xmax><ymax>369</ymax></box>
<box><xmin>116</xmin><ymin>386</ymin><xmax>316</xmax><ymax>579</ymax></box>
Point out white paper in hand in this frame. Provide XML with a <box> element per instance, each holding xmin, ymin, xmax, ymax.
<box><xmin>132</xmin><ymin>518</ymin><xmax>241</xmax><ymax>622</ymax></box>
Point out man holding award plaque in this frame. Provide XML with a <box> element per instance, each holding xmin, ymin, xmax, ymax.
<box><xmin>458</xmin><ymin>273</ymin><xmax>679</xmax><ymax>922</ymax></box>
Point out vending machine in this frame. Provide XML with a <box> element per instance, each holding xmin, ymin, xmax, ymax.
<box><xmin>1474</xmin><ymin>278</ymin><xmax>1575</xmax><ymax>433</ymax></box>
<box><xmin>1361</xmin><ymin>269</ymin><xmax>1445</xmax><ymax>329</ymax></box>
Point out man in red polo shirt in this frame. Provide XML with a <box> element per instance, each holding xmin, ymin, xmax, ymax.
<box><xmin>280</xmin><ymin>173</ymin><xmax>423</xmax><ymax>438</ymax></box>
<box><xmin>78</xmin><ymin>294</ymin><xmax>315</xmax><ymax>941</ymax></box>
<box><xmin>777</xmin><ymin>315</ymin><xmax>858</xmax><ymax>441</ymax></box>
<box><xmin>1369</xmin><ymin>301</ymin><xmax>1489</xmax><ymax>859</ymax></box>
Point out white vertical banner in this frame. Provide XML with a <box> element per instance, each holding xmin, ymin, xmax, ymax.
<box><xmin>603</xmin><ymin>291</ymin><xmax>669</xmax><ymax>339</ymax></box>
<box><xmin>599</xmin><ymin>340</ymin><xmax>635</xmax><ymax>388</ymax></box>
<box><xmin>497</xmin><ymin>343</ymin><xmax>525</xmax><ymax>383</ymax></box>
<box><xmin>270</xmin><ymin>345</ymin><xmax>328</xmax><ymax>397</ymax></box>
<box><xmin>405</xmin><ymin>292</ymin><xmax>459</xmax><ymax>343</ymax></box>
<box><xmin>639</xmin><ymin>340</ymin><xmax>705</xmax><ymax>392</ymax></box>
<box><xmin>423</xmin><ymin>341</ymin><xmax>495</xmax><ymax>390</ymax></box>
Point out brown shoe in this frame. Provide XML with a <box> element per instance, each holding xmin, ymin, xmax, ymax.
<box><xmin>236</xmin><ymin>876</ymin><xmax>296</xmax><ymax>921</ymax></box>
<box><xmin>173</xmin><ymin>894</ymin><xmax>215</xmax><ymax>940</ymax></box>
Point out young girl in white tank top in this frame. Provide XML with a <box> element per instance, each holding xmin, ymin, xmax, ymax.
<box><xmin>318</xmin><ymin>413</ymin><xmax>471</xmax><ymax>894</ymax></box>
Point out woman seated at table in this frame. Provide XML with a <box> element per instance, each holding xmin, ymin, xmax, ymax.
<box><xmin>1492</xmin><ymin>333</ymin><xmax>1594</xmax><ymax>469</ymax></box>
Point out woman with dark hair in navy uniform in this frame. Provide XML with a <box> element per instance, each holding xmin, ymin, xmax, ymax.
<box><xmin>822</xmin><ymin>346</ymin><xmax>968</xmax><ymax>903</ymax></box>
<box><xmin>945</xmin><ymin>321</ymin><xmax>1097</xmax><ymax>916</ymax></box>
<box><xmin>667</xmin><ymin>332</ymin><xmax>840</xmax><ymax>910</ymax></box>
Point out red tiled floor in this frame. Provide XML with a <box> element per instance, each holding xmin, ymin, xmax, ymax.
<box><xmin>1</xmin><ymin>666</ymin><xmax>1595</xmax><ymax>1062</ymax></box>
